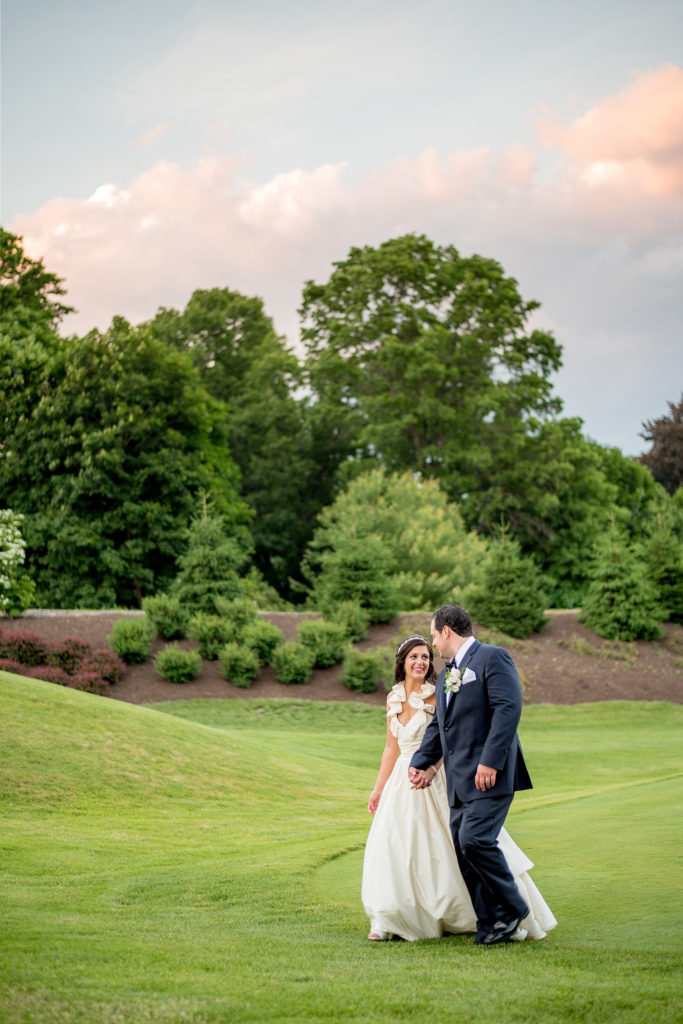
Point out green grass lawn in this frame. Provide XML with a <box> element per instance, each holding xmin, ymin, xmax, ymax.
<box><xmin>1</xmin><ymin>674</ymin><xmax>681</xmax><ymax>1024</ymax></box>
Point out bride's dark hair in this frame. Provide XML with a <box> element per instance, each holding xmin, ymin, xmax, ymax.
<box><xmin>394</xmin><ymin>635</ymin><xmax>436</xmax><ymax>685</ymax></box>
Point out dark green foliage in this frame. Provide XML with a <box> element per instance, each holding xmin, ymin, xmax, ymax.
<box><xmin>271</xmin><ymin>641</ymin><xmax>315</xmax><ymax>685</ymax></box>
<box><xmin>309</xmin><ymin>534</ymin><xmax>399</xmax><ymax>624</ymax></box>
<box><xmin>154</xmin><ymin>644</ymin><xmax>202</xmax><ymax>684</ymax></box>
<box><xmin>142</xmin><ymin>594</ymin><xmax>190</xmax><ymax>640</ymax></box>
<box><xmin>297</xmin><ymin>619</ymin><xmax>347</xmax><ymax>668</ymax></box>
<box><xmin>468</xmin><ymin>534</ymin><xmax>548</xmax><ymax>639</ymax></box>
<box><xmin>148</xmin><ymin>288</ymin><xmax>319</xmax><ymax>598</ymax></box>
<box><xmin>341</xmin><ymin>648</ymin><xmax>383</xmax><ymax>694</ymax></box>
<box><xmin>327</xmin><ymin>600</ymin><xmax>370</xmax><ymax>642</ymax></box>
<box><xmin>187</xmin><ymin>615</ymin><xmax>235</xmax><ymax>660</ymax></box>
<box><xmin>106</xmin><ymin>617</ymin><xmax>155</xmax><ymax>664</ymax></box>
<box><xmin>301</xmin><ymin>233</ymin><xmax>562</xmax><ymax>522</ymax></box>
<box><xmin>217</xmin><ymin>642</ymin><xmax>260</xmax><ymax>688</ymax></box>
<box><xmin>581</xmin><ymin>528</ymin><xmax>662</xmax><ymax>641</ymax></box>
<box><xmin>172</xmin><ymin>513</ymin><xmax>247</xmax><ymax>615</ymax></box>
<box><xmin>2</xmin><ymin>306</ymin><xmax>250</xmax><ymax>608</ymax></box>
<box><xmin>240</xmin><ymin>619</ymin><xmax>284</xmax><ymax>664</ymax></box>
<box><xmin>644</xmin><ymin>526</ymin><xmax>683</xmax><ymax>624</ymax></box>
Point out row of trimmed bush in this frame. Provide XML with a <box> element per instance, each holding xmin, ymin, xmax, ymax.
<box><xmin>106</xmin><ymin>595</ymin><xmax>390</xmax><ymax>692</ymax></box>
<box><xmin>0</xmin><ymin>629</ymin><xmax>125</xmax><ymax>694</ymax></box>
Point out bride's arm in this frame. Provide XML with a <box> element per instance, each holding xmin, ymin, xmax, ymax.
<box><xmin>368</xmin><ymin>717</ymin><xmax>400</xmax><ymax>815</ymax></box>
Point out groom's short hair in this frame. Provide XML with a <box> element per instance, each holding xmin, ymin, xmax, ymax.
<box><xmin>432</xmin><ymin>604</ymin><xmax>473</xmax><ymax>637</ymax></box>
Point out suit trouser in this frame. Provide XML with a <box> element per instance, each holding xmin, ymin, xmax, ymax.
<box><xmin>449</xmin><ymin>793</ymin><xmax>528</xmax><ymax>934</ymax></box>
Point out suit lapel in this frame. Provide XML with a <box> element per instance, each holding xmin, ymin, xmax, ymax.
<box><xmin>443</xmin><ymin>641</ymin><xmax>480</xmax><ymax>718</ymax></box>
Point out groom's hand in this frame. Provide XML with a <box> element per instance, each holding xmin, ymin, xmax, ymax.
<box><xmin>475</xmin><ymin>764</ymin><xmax>498</xmax><ymax>791</ymax></box>
<box><xmin>409</xmin><ymin>767</ymin><xmax>432</xmax><ymax>789</ymax></box>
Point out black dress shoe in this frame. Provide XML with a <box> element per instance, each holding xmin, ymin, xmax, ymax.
<box><xmin>480</xmin><ymin>914</ymin><xmax>526</xmax><ymax>946</ymax></box>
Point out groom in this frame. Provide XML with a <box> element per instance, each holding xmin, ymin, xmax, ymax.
<box><xmin>409</xmin><ymin>604</ymin><xmax>532</xmax><ymax>946</ymax></box>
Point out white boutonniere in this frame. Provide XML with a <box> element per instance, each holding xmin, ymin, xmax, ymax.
<box><xmin>443</xmin><ymin>666</ymin><xmax>462</xmax><ymax>695</ymax></box>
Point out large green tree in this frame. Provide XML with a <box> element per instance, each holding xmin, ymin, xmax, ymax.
<box><xmin>0</xmin><ymin>231</ymin><xmax>71</xmax><ymax>458</ymax></box>
<box><xmin>301</xmin><ymin>468</ymin><xmax>491</xmax><ymax>613</ymax></box>
<box><xmin>1</xmin><ymin>316</ymin><xmax>250</xmax><ymax>607</ymax></box>
<box><xmin>148</xmin><ymin>288</ymin><xmax>320</xmax><ymax>596</ymax></box>
<box><xmin>300</xmin><ymin>234</ymin><xmax>563</xmax><ymax>498</ymax></box>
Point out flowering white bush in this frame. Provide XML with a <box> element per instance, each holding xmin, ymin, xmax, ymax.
<box><xmin>0</xmin><ymin>509</ymin><xmax>28</xmax><ymax>612</ymax></box>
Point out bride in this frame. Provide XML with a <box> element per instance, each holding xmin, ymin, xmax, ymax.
<box><xmin>361</xmin><ymin>635</ymin><xmax>557</xmax><ymax>942</ymax></box>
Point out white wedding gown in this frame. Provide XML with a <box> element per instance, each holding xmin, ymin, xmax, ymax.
<box><xmin>361</xmin><ymin>682</ymin><xmax>557</xmax><ymax>941</ymax></box>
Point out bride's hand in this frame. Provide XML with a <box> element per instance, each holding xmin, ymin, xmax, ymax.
<box><xmin>368</xmin><ymin>789</ymin><xmax>381</xmax><ymax>814</ymax></box>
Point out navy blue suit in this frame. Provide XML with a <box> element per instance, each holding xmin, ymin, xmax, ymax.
<box><xmin>410</xmin><ymin>640</ymin><xmax>532</xmax><ymax>935</ymax></box>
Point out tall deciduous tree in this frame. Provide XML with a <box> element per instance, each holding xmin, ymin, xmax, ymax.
<box><xmin>0</xmin><ymin>231</ymin><xmax>71</xmax><ymax>460</ymax></box>
<box><xmin>300</xmin><ymin>234</ymin><xmax>563</xmax><ymax>499</ymax></box>
<box><xmin>148</xmin><ymin>288</ymin><xmax>319</xmax><ymax>596</ymax></box>
<box><xmin>1</xmin><ymin>317</ymin><xmax>250</xmax><ymax>608</ymax></box>
<box><xmin>639</xmin><ymin>396</ymin><xmax>683</xmax><ymax>495</ymax></box>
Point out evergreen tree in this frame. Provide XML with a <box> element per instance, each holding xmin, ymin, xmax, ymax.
<box><xmin>467</xmin><ymin>532</ymin><xmax>547</xmax><ymax>639</ymax></box>
<box><xmin>644</xmin><ymin>525</ymin><xmax>683</xmax><ymax>624</ymax></box>
<box><xmin>580</xmin><ymin>527</ymin><xmax>662</xmax><ymax>641</ymax></box>
<box><xmin>172</xmin><ymin>510</ymin><xmax>247</xmax><ymax>614</ymax></box>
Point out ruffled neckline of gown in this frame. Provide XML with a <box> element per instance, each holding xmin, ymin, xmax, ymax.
<box><xmin>387</xmin><ymin>682</ymin><xmax>436</xmax><ymax>736</ymax></box>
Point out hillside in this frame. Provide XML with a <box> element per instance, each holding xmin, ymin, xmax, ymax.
<box><xmin>4</xmin><ymin>608</ymin><xmax>682</xmax><ymax>707</ymax></box>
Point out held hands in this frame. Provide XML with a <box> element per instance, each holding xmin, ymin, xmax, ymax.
<box><xmin>408</xmin><ymin>767</ymin><xmax>434</xmax><ymax>790</ymax></box>
<box><xmin>475</xmin><ymin>764</ymin><xmax>498</xmax><ymax>792</ymax></box>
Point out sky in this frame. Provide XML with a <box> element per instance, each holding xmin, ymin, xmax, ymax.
<box><xmin>2</xmin><ymin>0</ymin><xmax>682</xmax><ymax>456</ymax></box>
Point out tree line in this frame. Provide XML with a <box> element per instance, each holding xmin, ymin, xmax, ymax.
<box><xmin>1</xmin><ymin>228</ymin><xmax>681</xmax><ymax>633</ymax></box>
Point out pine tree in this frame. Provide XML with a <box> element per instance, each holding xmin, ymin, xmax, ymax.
<box><xmin>172</xmin><ymin>510</ymin><xmax>247</xmax><ymax>614</ymax></box>
<box><xmin>581</xmin><ymin>527</ymin><xmax>662</xmax><ymax>641</ymax></box>
<box><xmin>644</xmin><ymin>526</ymin><xmax>683</xmax><ymax>624</ymax></box>
<box><xmin>468</xmin><ymin>533</ymin><xmax>547</xmax><ymax>639</ymax></box>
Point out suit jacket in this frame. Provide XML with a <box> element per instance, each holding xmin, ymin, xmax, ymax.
<box><xmin>410</xmin><ymin>640</ymin><xmax>532</xmax><ymax>804</ymax></box>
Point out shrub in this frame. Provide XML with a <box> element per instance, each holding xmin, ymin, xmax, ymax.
<box><xmin>0</xmin><ymin>657</ymin><xmax>24</xmax><ymax>675</ymax></box>
<box><xmin>218</xmin><ymin>642</ymin><xmax>260</xmax><ymax>688</ymax></box>
<box><xmin>28</xmin><ymin>664</ymin><xmax>71</xmax><ymax>686</ymax></box>
<box><xmin>0</xmin><ymin>629</ymin><xmax>48</xmax><ymax>666</ymax></box>
<box><xmin>154</xmin><ymin>644</ymin><xmax>202</xmax><ymax>684</ymax></box>
<box><xmin>83</xmin><ymin>649</ymin><xmax>126</xmax><ymax>685</ymax></box>
<box><xmin>106</xmin><ymin>617</ymin><xmax>155</xmax><ymax>664</ymax></box>
<box><xmin>142</xmin><ymin>594</ymin><xmax>190</xmax><ymax>640</ymax></box>
<box><xmin>46</xmin><ymin>637</ymin><xmax>91</xmax><ymax>674</ymax></box>
<box><xmin>213</xmin><ymin>596</ymin><xmax>259</xmax><ymax>634</ymax></box>
<box><xmin>327</xmin><ymin>600</ymin><xmax>370</xmax><ymax>642</ymax></box>
<box><xmin>468</xmin><ymin>533</ymin><xmax>548</xmax><ymax>639</ymax></box>
<box><xmin>297</xmin><ymin>619</ymin><xmax>347</xmax><ymax>667</ymax></box>
<box><xmin>341</xmin><ymin>648</ymin><xmax>383</xmax><ymax>694</ymax></box>
<box><xmin>271</xmin><ymin>641</ymin><xmax>315</xmax><ymax>685</ymax></box>
<box><xmin>69</xmin><ymin>671</ymin><xmax>108</xmax><ymax>694</ymax></box>
<box><xmin>187</xmin><ymin>614</ymin><xmax>235</xmax><ymax>660</ymax></box>
<box><xmin>240</xmin><ymin>619</ymin><xmax>284</xmax><ymax>664</ymax></box>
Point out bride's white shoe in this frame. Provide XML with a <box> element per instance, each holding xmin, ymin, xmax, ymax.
<box><xmin>368</xmin><ymin>930</ymin><xmax>392</xmax><ymax>941</ymax></box>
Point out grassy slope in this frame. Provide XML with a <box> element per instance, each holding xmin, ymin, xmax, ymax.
<box><xmin>1</xmin><ymin>674</ymin><xmax>681</xmax><ymax>1024</ymax></box>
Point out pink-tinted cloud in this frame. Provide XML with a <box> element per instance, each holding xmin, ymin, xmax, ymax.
<box><xmin>137</xmin><ymin>122</ymin><xmax>171</xmax><ymax>148</ymax></box>
<box><xmin>540</xmin><ymin>65</ymin><xmax>683</xmax><ymax>197</ymax></box>
<box><xmin>12</xmin><ymin>66</ymin><xmax>683</xmax><ymax>353</ymax></box>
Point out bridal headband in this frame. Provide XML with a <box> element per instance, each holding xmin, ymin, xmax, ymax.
<box><xmin>396</xmin><ymin>635</ymin><xmax>431</xmax><ymax>657</ymax></box>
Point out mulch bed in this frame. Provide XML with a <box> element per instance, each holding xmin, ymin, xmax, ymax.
<box><xmin>4</xmin><ymin>609</ymin><xmax>682</xmax><ymax>707</ymax></box>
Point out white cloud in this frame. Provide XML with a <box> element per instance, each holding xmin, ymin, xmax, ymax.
<box><xmin>12</xmin><ymin>66</ymin><xmax>683</xmax><ymax>453</ymax></box>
